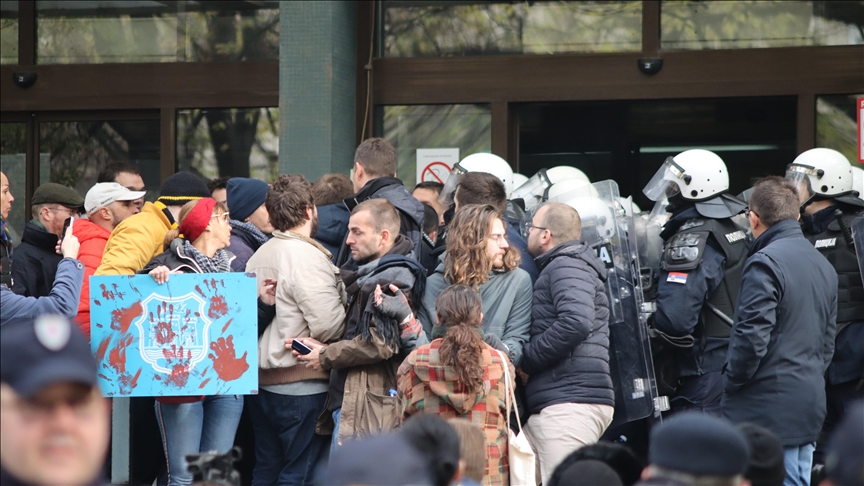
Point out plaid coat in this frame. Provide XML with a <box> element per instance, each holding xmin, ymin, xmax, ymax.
<box><xmin>398</xmin><ymin>339</ymin><xmax>516</xmax><ymax>486</ymax></box>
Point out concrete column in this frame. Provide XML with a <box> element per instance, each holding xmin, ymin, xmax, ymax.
<box><xmin>279</xmin><ymin>1</ymin><xmax>357</xmax><ymax>180</ymax></box>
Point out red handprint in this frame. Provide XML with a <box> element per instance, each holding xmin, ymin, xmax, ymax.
<box><xmin>208</xmin><ymin>336</ymin><xmax>249</xmax><ymax>382</ymax></box>
<box><xmin>162</xmin><ymin>344</ymin><xmax>192</xmax><ymax>388</ymax></box>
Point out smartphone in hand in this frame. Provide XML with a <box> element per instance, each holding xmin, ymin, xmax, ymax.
<box><xmin>60</xmin><ymin>216</ymin><xmax>74</xmax><ymax>244</ymax></box>
<box><xmin>291</xmin><ymin>339</ymin><xmax>313</xmax><ymax>355</ymax></box>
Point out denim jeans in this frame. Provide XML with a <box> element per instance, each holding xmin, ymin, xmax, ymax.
<box><xmin>155</xmin><ymin>396</ymin><xmax>244</xmax><ymax>486</ymax></box>
<box><xmin>330</xmin><ymin>409</ymin><xmax>342</xmax><ymax>455</ymax></box>
<box><xmin>784</xmin><ymin>442</ymin><xmax>816</xmax><ymax>486</ymax></box>
<box><xmin>248</xmin><ymin>390</ymin><xmax>328</xmax><ymax>486</ymax></box>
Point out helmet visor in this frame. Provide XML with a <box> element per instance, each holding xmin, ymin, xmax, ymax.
<box><xmin>510</xmin><ymin>169</ymin><xmax>551</xmax><ymax>211</ymax></box>
<box><xmin>642</xmin><ymin>157</ymin><xmax>687</xmax><ymax>202</ymax></box>
<box><xmin>785</xmin><ymin>164</ymin><xmax>817</xmax><ymax>206</ymax></box>
<box><xmin>438</xmin><ymin>162</ymin><xmax>467</xmax><ymax>206</ymax></box>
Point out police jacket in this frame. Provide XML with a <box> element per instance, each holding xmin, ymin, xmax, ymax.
<box><xmin>721</xmin><ymin>219</ymin><xmax>837</xmax><ymax>447</ymax></box>
<box><xmin>521</xmin><ymin>241</ymin><xmax>614</xmax><ymax>414</ymax></box>
<box><xmin>653</xmin><ymin>207</ymin><xmax>748</xmax><ymax>377</ymax></box>
<box><xmin>11</xmin><ymin>220</ymin><xmax>62</xmax><ymax>298</ymax></box>
<box><xmin>803</xmin><ymin>203</ymin><xmax>864</xmax><ymax>384</ymax></box>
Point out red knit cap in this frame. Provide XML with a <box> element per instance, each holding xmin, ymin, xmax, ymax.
<box><xmin>179</xmin><ymin>198</ymin><xmax>217</xmax><ymax>242</ymax></box>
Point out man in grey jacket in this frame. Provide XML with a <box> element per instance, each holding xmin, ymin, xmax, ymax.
<box><xmin>721</xmin><ymin>176</ymin><xmax>837</xmax><ymax>486</ymax></box>
<box><xmin>521</xmin><ymin>202</ymin><xmax>614</xmax><ymax>484</ymax></box>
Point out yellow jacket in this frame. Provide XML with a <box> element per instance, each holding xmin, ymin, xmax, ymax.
<box><xmin>95</xmin><ymin>201</ymin><xmax>173</xmax><ymax>276</ymax></box>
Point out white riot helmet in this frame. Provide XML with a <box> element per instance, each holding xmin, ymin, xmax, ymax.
<box><xmin>560</xmin><ymin>195</ymin><xmax>616</xmax><ymax>245</ymax></box>
<box><xmin>439</xmin><ymin>153</ymin><xmax>515</xmax><ymax>205</ymax></box>
<box><xmin>512</xmin><ymin>166</ymin><xmax>591</xmax><ymax>211</ymax></box>
<box><xmin>512</xmin><ymin>173</ymin><xmax>529</xmax><ymax>189</ymax></box>
<box><xmin>546</xmin><ymin>179</ymin><xmax>596</xmax><ymax>201</ymax></box>
<box><xmin>786</xmin><ymin>149</ymin><xmax>853</xmax><ymax>208</ymax></box>
<box><xmin>852</xmin><ymin>165</ymin><xmax>864</xmax><ymax>201</ymax></box>
<box><xmin>642</xmin><ymin>149</ymin><xmax>729</xmax><ymax>202</ymax></box>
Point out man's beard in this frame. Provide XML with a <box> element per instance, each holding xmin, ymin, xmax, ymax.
<box><xmin>310</xmin><ymin>214</ymin><xmax>319</xmax><ymax>239</ymax></box>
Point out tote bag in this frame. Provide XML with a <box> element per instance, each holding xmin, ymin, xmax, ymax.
<box><xmin>496</xmin><ymin>350</ymin><xmax>536</xmax><ymax>486</ymax></box>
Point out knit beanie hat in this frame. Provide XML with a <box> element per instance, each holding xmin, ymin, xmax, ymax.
<box><xmin>157</xmin><ymin>172</ymin><xmax>210</xmax><ymax>207</ymax></box>
<box><xmin>179</xmin><ymin>198</ymin><xmax>217</xmax><ymax>242</ymax></box>
<box><xmin>226</xmin><ymin>178</ymin><xmax>268</xmax><ymax>222</ymax></box>
<box><xmin>737</xmin><ymin>423</ymin><xmax>786</xmax><ymax>486</ymax></box>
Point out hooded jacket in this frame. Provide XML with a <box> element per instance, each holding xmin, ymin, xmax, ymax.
<box><xmin>398</xmin><ymin>340</ymin><xmax>515</xmax><ymax>486</ymax></box>
<box><xmin>11</xmin><ymin>220</ymin><xmax>62</xmax><ymax>297</ymax></box>
<box><xmin>96</xmin><ymin>201</ymin><xmax>173</xmax><ymax>276</ymax></box>
<box><xmin>72</xmin><ymin>218</ymin><xmax>111</xmax><ymax>340</ymax></box>
<box><xmin>721</xmin><ymin>219</ymin><xmax>837</xmax><ymax>447</ymax></box>
<box><xmin>314</xmin><ymin>203</ymin><xmax>350</xmax><ymax>262</ymax></box>
<box><xmin>520</xmin><ymin>241</ymin><xmax>614</xmax><ymax>414</ymax></box>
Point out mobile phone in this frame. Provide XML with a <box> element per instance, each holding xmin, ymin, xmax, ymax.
<box><xmin>291</xmin><ymin>339</ymin><xmax>313</xmax><ymax>355</ymax></box>
<box><xmin>60</xmin><ymin>217</ymin><xmax>74</xmax><ymax>244</ymax></box>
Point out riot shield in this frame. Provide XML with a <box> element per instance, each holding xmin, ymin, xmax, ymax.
<box><xmin>555</xmin><ymin>180</ymin><xmax>666</xmax><ymax>426</ymax></box>
<box><xmin>851</xmin><ymin>215</ymin><xmax>864</xmax><ymax>289</ymax></box>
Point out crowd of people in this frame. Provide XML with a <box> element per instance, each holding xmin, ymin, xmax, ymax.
<box><xmin>0</xmin><ymin>136</ymin><xmax>861</xmax><ymax>486</ymax></box>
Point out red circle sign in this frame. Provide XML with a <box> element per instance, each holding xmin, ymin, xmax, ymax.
<box><xmin>421</xmin><ymin>161</ymin><xmax>451</xmax><ymax>184</ymax></box>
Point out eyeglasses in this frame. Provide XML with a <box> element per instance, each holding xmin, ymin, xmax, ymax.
<box><xmin>525</xmin><ymin>222</ymin><xmax>548</xmax><ymax>233</ymax></box>
<box><xmin>211</xmin><ymin>212</ymin><xmax>230</xmax><ymax>223</ymax></box>
<box><xmin>746</xmin><ymin>208</ymin><xmax>759</xmax><ymax>219</ymax></box>
<box><xmin>488</xmin><ymin>233</ymin><xmax>508</xmax><ymax>245</ymax></box>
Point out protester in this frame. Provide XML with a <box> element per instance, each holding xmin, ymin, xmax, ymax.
<box><xmin>317</xmin><ymin>431</ymin><xmax>433</xmax><ymax>486</ymax></box>
<box><xmin>635</xmin><ymin>412</ymin><xmax>750</xmax><ymax>486</ymax></box>
<box><xmin>207</xmin><ymin>176</ymin><xmax>231</xmax><ymax>205</ymax></box>
<box><xmin>400</xmin><ymin>284</ymin><xmax>515</xmax><ymax>486</ymax></box>
<box><xmin>401</xmin><ymin>414</ymin><xmax>461</xmax><ymax>486</ymax></box>
<box><xmin>0</xmin><ymin>316</ymin><xmax>110</xmax><ymax>486</ymax></box>
<box><xmin>521</xmin><ymin>202</ymin><xmax>615</xmax><ymax>484</ymax></box>
<box><xmin>737</xmin><ymin>423</ymin><xmax>786</xmax><ymax>486</ymax></box>
<box><xmin>419</xmin><ymin>202</ymin><xmax>443</xmax><ymax>274</ymax></box>
<box><xmin>549</xmin><ymin>460</ymin><xmax>623</xmax><ymax>486</ymax></box>
<box><xmin>454</xmin><ymin>172</ymin><xmax>539</xmax><ymax>282</ymax></box>
<box><xmin>418</xmin><ymin>204</ymin><xmax>532</xmax><ymax>367</ymax></box>
<box><xmin>413</xmin><ymin>181</ymin><xmax>448</xmax><ymax>226</ymax></box>
<box><xmin>722</xmin><ymin>176</ymin><xmax>837</xmax><ymax>486</ymax></box>
<box><xmin>96</xmin><ymin>171</ymin><xmax>210</xmax><ymax>276</ymax></box>
<box><xmin>72</xmin><ymin>182</ymin><xmax>144</xmax><ymax>340</ymax></box>
<box><xmin>547</xmin><ymin>442</ymin><xmax>645</xmax><ymax>486</ymax></box>
<box><xmin>1</xmin><ymin>224</ymin><xmax>82</xmax><ymax>325</ymax></box>
<box><xmin>311</xmin><ymin>173</ymin><xmax>353</xmax><ymax>260</ymax></box>
<box><xmin>448</xmin><ymin>418</ymin><xmax>486</xmax><ymax>486</ymax></box>
<box><xmin>140</xmin><ymin>198</ymin><xmax>242</xmax><ymax>486</ymax></box>
<box><xmin>12</xmin><ymin>182</ymin><xmax>84</xmax><ymax>297</ymax></box>
<box><xmin>335</xmin><ymin>138</ymin><xmax>425</xmax><ymax>265</ymax></box>
<box><xmin>226</xmin><ymin>177</ymin><xmax>273</xmax><ymax>272</ymax></box>
<box><xmin>292</xmin><ymin>199</ymin><xmax>427</xmax><ymax>448</ymax></box>
<box><xmin>245</xmin><ymin>174</ymin><xmax>347</xmax><ymax>485</ymax></box>
<box><xmin>1</xmin><ymin>171</ymin><xmax>15</xmax><ymax>288</ymax></box>
<box><xmin>98</xmin><ymin>161</ymin><xmax>146</xmax><ymax>210</ymax></box>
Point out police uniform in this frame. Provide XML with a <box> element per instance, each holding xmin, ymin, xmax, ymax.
<box><xmin>653</xmin><ymin>205</ymin><xmax>749</xmax><ymax>415</ymax></box>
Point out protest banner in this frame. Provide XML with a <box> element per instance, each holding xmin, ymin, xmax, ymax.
<box><xmin>90</xmin><ymin>273</ymin><xmax>257</xmax><ymax>397</ymax></box>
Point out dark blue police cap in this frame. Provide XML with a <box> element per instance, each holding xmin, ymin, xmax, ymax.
<box><xmin>0</xmin><ymin>315</ymin><xmax>98</xmax><ymax>397</ymax></box>
<box><xmin>649</xmin><ymin>412</ymin><xmax>750</xmax><ymax>477</ymax></box>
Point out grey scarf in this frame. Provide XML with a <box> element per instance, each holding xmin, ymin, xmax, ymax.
<box><xmin>182</xmin><ymin>239</ymin><xmax>232</xmax><ymax>274</ymax></box>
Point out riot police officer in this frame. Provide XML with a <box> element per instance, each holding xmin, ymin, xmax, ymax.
<box><xmin>786</xmin><ymin>148</ymin><xmax>864</xmax><ymax>467</ymax></box>
<box><xmin>642</xmin><ymin>149</ymin><xmax>749</xmax><ymax>415</ymax></box>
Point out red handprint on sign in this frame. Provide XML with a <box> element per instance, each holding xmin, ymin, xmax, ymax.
<box><xmin>162</xmin><ymin>344</ymin><xmax>192</xmax><ymax>388</ymax></box>
<box><xmin>208</xmin><ymin>336</ymin><xmax>249</xmax><ymax>382</ymax></box>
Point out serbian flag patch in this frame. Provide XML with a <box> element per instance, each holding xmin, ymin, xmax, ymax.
<box><xmin>667</xmin><ymin>272</ymin><xmax>688</xmax><ymax>284</ymax></box>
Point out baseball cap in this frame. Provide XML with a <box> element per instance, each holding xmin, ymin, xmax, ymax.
<box><xmin>0</xmin><ymin>316</ymin><xmax>98</xmax><ymax>397</ymax></box>
<box><xmin>31</xmin><ymin>182</ymin><xmax>85</xmax><ymax>208</ymax></box>
<box><xmin>85</xmin><ymin>182</ymin><xmax>147</xmax><ymax>215</ymax></box>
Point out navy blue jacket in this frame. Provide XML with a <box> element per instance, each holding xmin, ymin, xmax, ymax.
<box><xmin>1</xmin><ymin>257</ymin><xmax>84</xmax><ymax>325</ymax></box>
<box><xmin>521</xmin><ymin>241</ymin><xmax>614</xmax><ymax>414</ymax></box>
<box><xmin>506</xmin><ymin>219</ymin><xmax>539</xmax><ymax>283</ymax></box>
<box><xmin>721</xmin><ymin>220</ymin><xmax>837</xmax><ymax>447</ymax></box>
<box><xmin>11</xmin><ymin>220</ymin><xmax>62</xmax><ymax>298</ymax></box>
<box><xmin>315</xmin><ymin>203</ymin><xmax>350</xmax><ymax>263</ymax></box>
<box><xmin>227</xmin><ymin>222</ymin><xmax>272</xmax><ymax>273</ymax></box>
<box><xmin>653</xmin><ymin>207</ymin><xmax>729</xmax><ymax>377</ymax></box>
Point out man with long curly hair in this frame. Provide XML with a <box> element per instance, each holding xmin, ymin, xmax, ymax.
<box><xmin>417</xmin><ymin>204</ymin><xmax>532</xmax><ymax>367</ymax></box>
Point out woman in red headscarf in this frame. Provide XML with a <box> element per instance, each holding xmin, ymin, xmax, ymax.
<box><xmin>140</xmin><ymin>197</ymin><xmax>240</xmax><ymax>486</ymax></box>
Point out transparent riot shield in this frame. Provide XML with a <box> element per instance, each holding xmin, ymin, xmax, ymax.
<box><xmin>556</xmin><ymin>180</ymin><xmax>666</xmax><ymax>426</ymax></box>
<box><xmin>851</xmin><ymin>215</ymin><xmax>864</xmax><ymax>289</ymax></box>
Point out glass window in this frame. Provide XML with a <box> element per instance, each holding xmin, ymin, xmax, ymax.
<box><xmin>36</xmin><ymin>0</ymin><xmax>279</xmax><ymax>64</ymax></box>
<box><xmin>39</xmin><ymin>119</ymin><xmax>161</xmax><ymax>201</ymax></box>
<box><xmin>382</xmin><ymin>1</ymin><xmax>642</xmax><ymax>57</ymax></box>
<box><xmin>0</xmin><ymin>0</ymin><xmax>18</xmax><ymax>65</ymax></box>
<box><xmin>176</xmin><ymin>108</ymin><xmax>279</xmax><ymax>183</ymax></box>
<box><xmin>1</xmin><ymin>122</ymin><xmax>26</xmax><ymax>242</ymax></box>
<box><xmin>661</xmin><ymin>1</ymin><xmax>864</xmax><ymax>50</ymax></box>
<box><xmin>377</xmin><ymin>104</ymin><xmax>492</xmax><ymax>183</ymax></box>
<box><xmin>816</xmin><ymin>94</ymin><xmax>864</xmax><ymax>164</ymax></box>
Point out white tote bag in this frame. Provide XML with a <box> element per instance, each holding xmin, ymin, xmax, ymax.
<box><xmin>496</xmin><ymin>350</ymin><xmax>536</xmax><ymax>486</ymax></box>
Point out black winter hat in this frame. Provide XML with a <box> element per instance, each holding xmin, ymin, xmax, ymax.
<box><xmin>226</xmin><ymin>178</ymin><xmax>268</xmax><ymax>222</ymax></box>
<box><xmin>737</xmin><ymin>423</ymin><xmax>786</xmax><ymax>486</ymax></box>
<box><xmin>157</xmin><ymin>172</ymin><xmax>210</xmax><ymax>206</ymax></box>
<box><xmin>649</xmin><ymin>412</ymin><xmax>750</xmax><ymax>477</ymax></box>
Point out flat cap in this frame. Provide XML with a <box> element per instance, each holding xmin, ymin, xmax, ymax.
<box><xmin>649</xmin><ymin>412</ymin><xmax>750</xmax><ymax>477</ymax></box>
<box><xmin>31</xmin><ymin>182</ymin><xmax>84</xmax><ymax>208</ymax></box>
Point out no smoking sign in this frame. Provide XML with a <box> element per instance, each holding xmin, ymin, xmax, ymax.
<box><xmin>416</xmin><ymin>148</ymin><xmax>459</xmax><ymax>184</ymax></box>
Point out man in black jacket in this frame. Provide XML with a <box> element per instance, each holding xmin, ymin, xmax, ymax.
<box><xmin>12</xmin><ymin>183</ymin><xmax>84</xmax><ymax>297</ymax></box>
<box><xmin>721</xmin><ymin>176</ymin><xmax>837</xmax><ymax>486</ymax></box>
<box><xmin>521</xmin><ymin>202</ymin><xmax>614</xmax><ymax>485</ymax></box>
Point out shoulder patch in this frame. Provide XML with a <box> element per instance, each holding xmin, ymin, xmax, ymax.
<box><xmin>814</xmin><ymin>238</ymin><xmax>836</xmax><ymax>249</ymax></box>
<box><xmin>666</xmin><ymin>272</ymin><xmax>688</xmax><ymax>284</ymax></box>
<box><xmin>725</xmin><ymin>231</ymin><xmax>746</xmax><ymax>244</ymax></box>
<box><xmin>679</xmin><ymin>219</ymin><xmax>705</xmax><ymax>231</ymax></box>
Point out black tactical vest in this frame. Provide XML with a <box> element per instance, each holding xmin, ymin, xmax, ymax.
<box><xmin>806</xmin><ymin>210</ymin><xmax>864</xmax><ymax>323</ymax></box>
<box><xmin>662</xmin><ymin>217</ymin><xmax>750</xmax><ymax>338</ymax></box>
